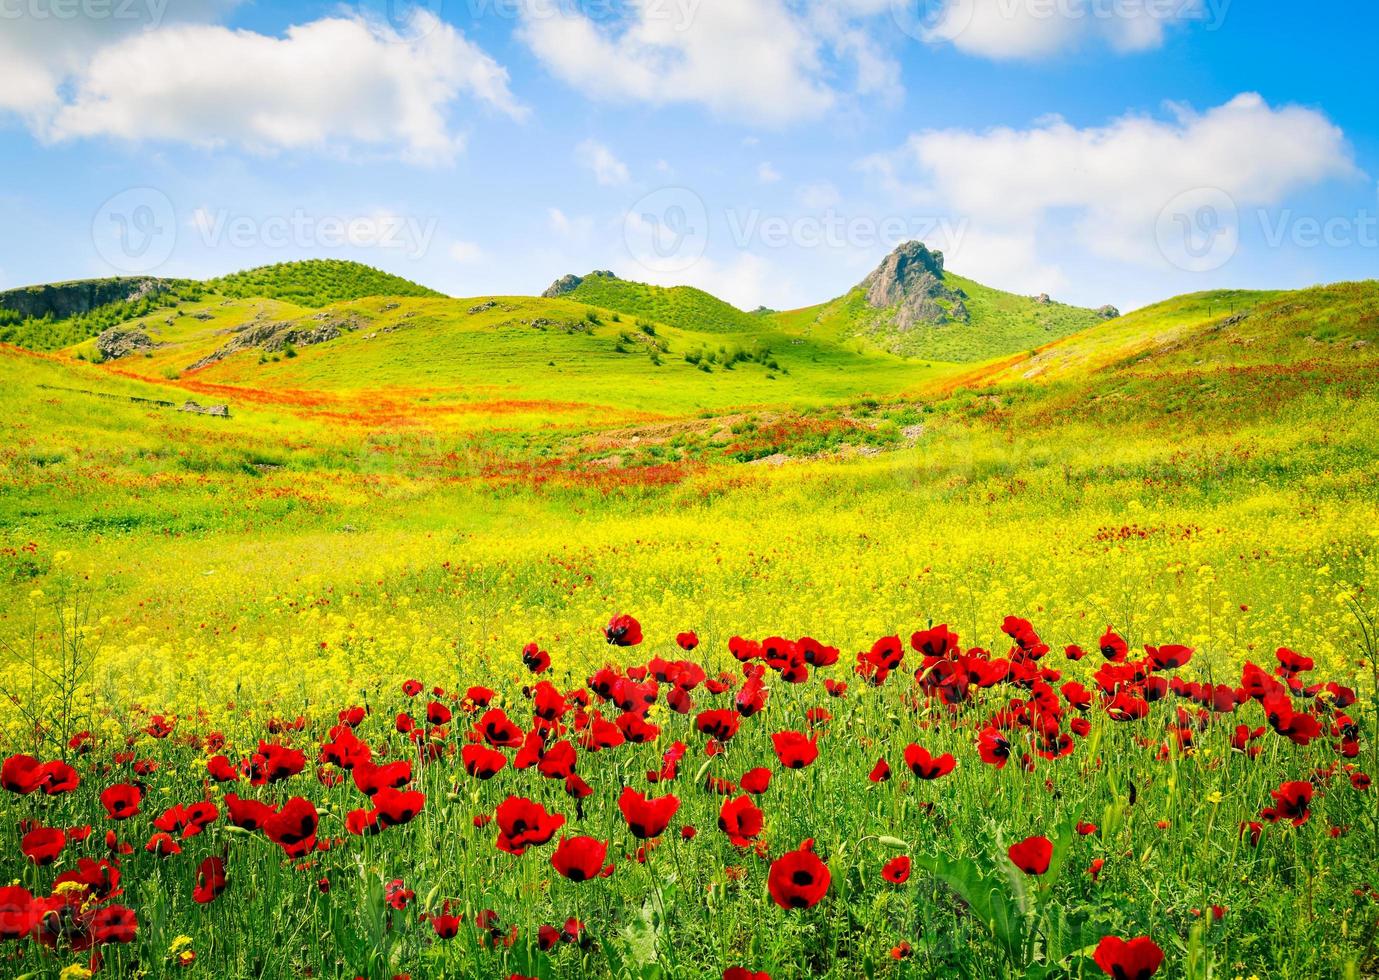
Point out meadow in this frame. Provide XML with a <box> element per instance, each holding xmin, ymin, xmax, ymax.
<box><xmin>1</xmin><ymin>266</ymin><xmax>1377</xmax><ymax>979</ymax></box>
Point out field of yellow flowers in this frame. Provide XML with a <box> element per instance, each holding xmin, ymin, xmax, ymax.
<box><xmin>2</xmin><ymin>283</ymin><xmax>1379</xmax><ymax>978</ymax></box>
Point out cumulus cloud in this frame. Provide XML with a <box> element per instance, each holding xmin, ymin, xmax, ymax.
<box><xmin>517</xmin><ymin>0</ymin><xmax>896</xmax><ymax>125</ymax></box>
<box><xmin>866</xmin><ymin>94</ymin><xmax>1357</xmax><ymax>272</ymax></box>
<box><xmin>922</xmin><ymin>0</ymin><xmax>1221</xmax><ymax>60</ymax></box>
<box><xmin>7</xmin><ymin>9</ymin><xmax>522</xmax><ymax>163</ymax></box>
<box><xmin>575</xmin><ymin>139</ymin><xmax>631</xmax><ymax>186</ymax></box>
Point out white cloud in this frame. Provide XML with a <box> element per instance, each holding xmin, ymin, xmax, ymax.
<box><xmin>13</xmin><ymin>11</ymin><xmax>521</xmax><ymax>163</ymax></box>
<box><xmin>0</xmin><ymin>0</ymin><xmax>240</xmax><ymax>122</ymax></box>
<box><xmin>548</xmin><ymin>207</ymin><xmax>595</xmax><ymax>242</ymax></box>
<box><xmin>797</xmin><ymin>181</ymin><xmax>842</xmax><ymax>209</ymax></box>
<box><xmin>517</xmin><ymin>0</ymin><xmax>894</xmax><ymax>125</ymax></box>
<box><xmin>449</xmin><ymin>241</ymin><xmax>485</xmax><ymax>263</ymax></box>
<box><xmin>867</xmin><ymin>94</ymin><xmax>1357</xmax><ymax>273</ymax></box>
<box><xmin>923</xmin><ymin>0</ymin><xmax>1217</xmax><ymax>60</ymax></box>
<box><xmin>619</xmin><ymin>252</ymin><xmax>797</xmax><ymax>311</ymax></box>
<box><xmin>575</xmin><ymin>139</ymin><xmax>631</xmax><ymax>186</ymax></box>
<box><xmin>757</xmin><ymin>162</ymin><xmax>782</xmax><ymax>184</ymax></box>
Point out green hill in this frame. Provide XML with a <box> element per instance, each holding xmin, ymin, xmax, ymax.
<box><xmin>0</xmin><ymin>260</ymin><xmax>443</xmax><ymax>352</ymax></box>
<box><xmin>544</xmin><ymin>271</ymin><xmax>766</xmax><ymax>334</ymax></box>
<box><xmin>772</xmin><ymin>243</ymin><xmax>1115</xmax><ymax>363</ymax></box>
<box><xmin>206</xmin><ymin>259</ymin><xmax>444</xmax><ymax>307</ymax></box>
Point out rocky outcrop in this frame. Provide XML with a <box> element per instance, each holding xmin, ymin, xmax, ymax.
<box><xmin>1096</xmin><ymin>305</ymin><xmax>1121</xmax><ymax>320</ymax></box>
<box><xmin>0</xmin><ymin>277</ymin><xmax>171</xmax><ymax>320</ymax></box>
<box><xmin>179</xmin><ymin>401</ymin><xmax>230</xmax><ymax>418</ymax></box>
<box><xmin>542</xmin><ymin>270</ymin><xmax>616</xmax><ymax>299</ymax></box>
<box><xmin>95</xmin><ymin>326</ymin><xmax>159</xmax><ymax>361</ymax></box>
<box><xmin>186</xmin><ymin>317</ymin><xmax>358</xmax><ymax>371</ymax></box>
<box><xmin>859</xmin><ymin>242</ymin><xmax>970</xmax><ymax>331</ymax></box>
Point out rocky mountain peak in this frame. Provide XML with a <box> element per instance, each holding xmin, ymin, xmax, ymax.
<box><xmin>859</xmin><ymin>242</ymin><xmax>967</xmax><ymax>331</ymax></box>
<box><xmin>542</xmin><ymin>270</ymin><xmax>618</xmax><ymax>299</ymax></box>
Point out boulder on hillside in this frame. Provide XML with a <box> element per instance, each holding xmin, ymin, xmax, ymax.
<box><xmin>1096</xmin><ymin>305</ymin><xmax>1121</xmax><ymax>320</ymax></box>
<box><xmin>95</xmin><ymin>325</ymin><xmax>159</xmax><ymax>361</ymax></box>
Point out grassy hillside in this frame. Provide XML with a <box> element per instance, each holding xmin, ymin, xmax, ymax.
<box><xmin>206</xmin><ymin>259</ymin><xmax>444</xmax><ymax>306</ymax></box>
<box><xmin>558</xmin><ymin>273</ymin><xmax>767</xmax><ymax>334</ymax></box>
<box><xmin>0</xmin><ymin>260</ymin><xmax>442</xmax><ymax>353</ymax></box>
<box><xmin>773</xmin><ymin>273</ymin><xmax>1111</xmax><ymax>363</ymax></box>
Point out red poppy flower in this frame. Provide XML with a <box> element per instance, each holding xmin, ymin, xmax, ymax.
<box><xmin>477</xmin><ymin>709</ymin><xmax>526</xmax><ymax>748</ymax></box>
<box><xmin>696</xmin><ymin>709</ymin><xmax>740</xmax><ymax>742</ymax></box>
<box><xmin>100</xmin><ymin>783</ymin><xmax>143</xmax><ymax>820</ymax></box>
<box><xmin>618</xmin><ymin>787</ymin><xmax>680</xmax><ymax>840</ymax></box>
<box><xmin>402</xmin><ymin>679</ymin><xmax>424</xmax><ymax>697</ymax></box>
<box><xmin>1093</xmin><ymin>936</ymin><xmax>1164</xmax><ymax>979</ymax></box>
<box><xmin>1</xmin><ymin>754</ymin><xmax>43</xmax><ymax>795</ymax></box>
<box><xmin>1146</xmin><ymin>644</ymin><xmax>1193</xmax><ymax>671</ymax></box>
<box><xmin>977</xmin><ymin>727</ymin><xmax>1012</xmax><ymax>769</ymax></box>
<box><xmin>1008</xmin><ymin>835</ymin><xmax>1053</xmax><ymax>875</ymax></box>
<box><xmin>1263</xmin><ymin>780</ymin><xmax>1313</xmax><ymax>826</ymax></box>
<box><xmin>771</xmin><ymin>731</ymin><xmax>819</xmax><ymax>770</ymax></box>
<box><xmin>37</xmin><ymin>760</ymin><xmax>79</xmax><ymax>795</ymax></box>
<box><xmin>538</xmin><ymin>740</ymin><xmax>578</xmax><ymax>780</ymax></box>
<box><xmin>522</xmin><ymin>643</ymin><xmax>552</xmax><ymax>674</ymax></box>
<box><xmin>869</xmin><ymin>757</ymin><xmax>891</xmax><ymax>782</ymax></box>
<box><xmin>1099</xmin><ymin>629</ymin><xmax>1129</xmax><ymax>662</ymax></box>
<box><xmin>353</xmin><ymin>759</ymin><xmax>413</xmax><ymax>797</ymax></box>
<box><xmin>740</xmin><ymin>767</ymin><xmax>772</xmax><ymax>794</ymax></box>
<box><xmin>264</xmin><ymin>797</ymin><xmax>318</xmax><ymax>852</ymax></box>
<box><xmin>431</xmin><ymin>903</ymin><xmax>462</xmax><ymax>939</ymax></box>
<box><xmin>20</xmin><ymin>826</ymin><xmax>66</xmax><ymax>865</ymax></box>
<box><xmin>1088</xmin><ymin>858</ymin><xmax>1105</xmax><ymax>881</ymax></box>
<box><xmin>462</xmin><ymin>744</ymin><xmax>507</xmax><ymax>781</ymax></box>
<box><xmin>767</xmin><ymin>841</ymin><xmax>830</xmax><ymax>910</ymax></box>
<box><xmin>0</xmin><ymin>885</ymin><xmax>37</xmax><ymax>940</ymax></box>
<box><xmin>881</xmin><ymin>855</ymin><xmax>911</xmax><ymax>884</ymax></box>
<box><xmin>676</xmin><ymin>632</ymin><xmax>699</xmax><ymax>651</ymax></box>
<box><xmin>723</xmin><ymin>969</ymin><xmax>770</xmax><ymax>980</ymax></box>
<box><xmin>193</xmin><ymin>856</ymin><xmax>227</xmax><ymax>904</ymax></box>
<box><xmin>206</xmin><ymin>755</ymin><xmax>240</xmax><ymax>783</ymax></box>
<box><xmin>550</xmin><ymin>836</ymin><xmax>612</xmax><ymax>882</ymax></box>
<box><xmin>718</xmin><ymin>795</ymin><xmax>764</xmax><ymax>847</ymax></box>
<box><xmin>495</xmin><ymin>796</ymin><xmax>566</xmax><ymax>855</ymax></box>
<box><xmin>910</xmin><ymin>624</ymin><xmax>960</xmax><ymax>659</ymax></box>
<box><xmin>145</xmin><ymin>832</ymin><xmax>181</xmax><ymax>857</ymax></box>
<box><xmin>903</xmin><ymin>744</ymin><xmax>955</xmax><ymax>780</ymax></box>
<box><xmin>604</xmin><ymin>614</ymin><xmax>643</xmax><ymax>647</ymax></box>
<box><xmin>374</xmin><ymin>787</ymin><xmax>425</xmax><ymax>827</ymax></box>
<box><xmin>91</xmin><ymin>904</ymin><xmax>138</xmax><ymax>945</ymax></box>
<box><xmin>1076</xmin><ymin>821</ymin><xmax>1098</xmax><ymax>835</ymax></box>
<box><xmin>225</xmin><ymin>794</ymin><xmax>275</xmax><ymax>831</ymax></box>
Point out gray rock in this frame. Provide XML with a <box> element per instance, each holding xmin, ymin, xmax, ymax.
<box><xmin>95</xmin><ymin>326</ymin><xmax>159</xmax><ymax>361</ymax></box>
<box><xmin>859</xmin><ymin>241</ymin><xmax>970</xmax><ymax>330</ymax></box>
<box><xmin>542</xmin><ymin>270</ymin><xmax>616</xmax><ymax>299</ymax></box>
<box><xmin>1096</xmin><ymin>305</ymin><xmax>1121</xmax><ymax>320</ymax></box>
<box><xmin>179</xmin><ymin>401</ymin><xmax>231</xmax><ymax>418</ymax></box>
<box><xmin>0</xmin><ymin>277</ymin><xmax>170</xmax><ymax>320</ymax></box>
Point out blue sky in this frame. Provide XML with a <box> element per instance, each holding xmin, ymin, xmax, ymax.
<box><xmin>1</xmin><ymin>0</ymin><xmax>1375</xmax><ymax>312</ymax></box>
